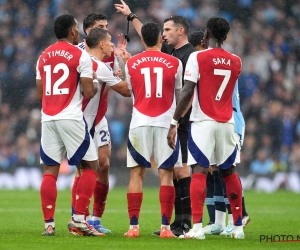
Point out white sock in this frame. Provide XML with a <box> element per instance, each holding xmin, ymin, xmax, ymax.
<box><xmin>193</xmin><ymin>223</ymin><xmax>202</xmax><ymax>232</ymax></box>
<box><xmin>45</xmin><ymin>222</ymin><xmax>55</xmax><ymax>229</ymax></box>
<box><xmin>130</xmin><ymin>224</ymin><xmax>139</xmax><ymax>229</ymax></box>
<box><xmin>215</xmin><ymin>210</ymin><xmax>226</xmax><ymax>227</ymax></box>
<box><xmin>228</xmin><ymin>214</ymin><xmax>233</xmax><ymax>224</ymax></box>
<box><xmin>234</xmin><ymin>225</ymin><xmax>243</xmax><ymax>233</ymax></box>
<box><xmin>161</xmin><ymin>225</ymin><xmax>170</xmax><ymax>230</ymax></box>
<box><xmin>73</xmin><ymin>214</ymin><xmax>85</xmax><ymax>222</ymax></box>
<box><xmin>93</xmin><ymin>216</ymin><xmax>101</xmax><ymax>222</ymax></box>
<box><xmin>86</xmin><ymin>215</ymin><xmax>92</xmax><ymax>221</ymax></box>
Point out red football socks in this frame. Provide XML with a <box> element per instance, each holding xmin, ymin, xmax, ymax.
<box><xmin>93</xmin><ymin>181</ymin><xmax>109</xmax><ymax>218</ymax></box>
<box><xmin>159</xmin><ymin>185</ymin><xmax>175</xmax><ymax>225</ymax></box>
<box><xmin>40</xmin><ymin>174</ymin><xmax>57</xmax><ymax>222</ymax></box>
<box><xmin>190</xmin><ymin>173</ymin><xmax>207</xmax><ymax>224</ymax></box>
<box><xmin>127</xmin><ymin>192</ymin><xmax>143</xmax><ymax>225</ymax></box>
<box><xmin>223</xmin><ymin>172</ymin><xmax>243</xmax><ymax>226</ymax></box>
<box><xmin>71</xmin><ymin>176</ymin><xmax>80</xmax><ymax>214</ymax></box>
<box><xmin>74</xmin><ymin>169</ymin><xmax>97</xmax><ymax>215</ymax></box>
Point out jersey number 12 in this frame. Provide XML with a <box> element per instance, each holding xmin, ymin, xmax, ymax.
<box><xmin>44</xmin><ymin>63</ymin><xmax>70</xmax><ymax>96</ymax></box>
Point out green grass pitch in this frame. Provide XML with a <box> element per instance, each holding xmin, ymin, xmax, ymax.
<box><xmin>0</xmin><ymin>188</ymin><xmax>300</xmax><ymax>250</ymax></box>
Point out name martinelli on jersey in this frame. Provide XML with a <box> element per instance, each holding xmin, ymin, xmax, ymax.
<box><xmin>131</xmin><ymin>57</ymin><xmax>174</xmax><ymax>69</ymax></box>
<box><xmin>42</xmin><ymin>50</ymin><xmax>73</xmax><ymax>63</ymax></box>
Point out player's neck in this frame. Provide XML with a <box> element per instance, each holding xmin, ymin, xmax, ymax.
<box><xmin>173</xmin><ymin>37</ymin><xmax>189</xmax><ymax>49</ymax></box>
<box><xmin>89</xmin><ymin>49</ymin><xmax>105</xmax><ymax>61</ymax></box>
<box><xmin>207</xmin><ymin>39</ymin><xmax>223</xmax><ymax>49</ymax></box>
<box><xmin>145</xmin><ymin>46</ymin><xmax>160</xmax><ymax>51</ymax></box>
<box><xmin>58</xmin><ymin>38</ymin><xmax>72</xmax><ymax>44</ymax></box>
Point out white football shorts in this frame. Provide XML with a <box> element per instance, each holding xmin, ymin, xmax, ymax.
<box><xmin>93</xmin><ymin>117</ymin><xmax>111</xmax><ymax>149</ymax></box>
<box><xmin>187</xmin><ymin>121</ymin><xmax>238</xmax><ymax>169</ymax></box>
<box><xmin>127</xmin><ymin>126</ymin><xmax>182</xmax><ymax>168</ymax></box>
<box><xmin>40</xmin><ymin>119</ymin><xmax>98</xmax><ymax>166</ymax></box>
<box><xmin>210</xmin><ymin>131</ymin><xmax>241</xmax><ymax>166</ymax></box>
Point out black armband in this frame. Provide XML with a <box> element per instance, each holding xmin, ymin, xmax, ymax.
<box><xmin>127</xmin><ymin>13</ymin><xmax>137</xmax><ymax>21</ymax></box>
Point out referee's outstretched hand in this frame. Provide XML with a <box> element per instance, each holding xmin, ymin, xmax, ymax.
<box><xmin>115</xmin><ymin>0</ymin><xmax>131</xmax><ymax>16</ymax></box>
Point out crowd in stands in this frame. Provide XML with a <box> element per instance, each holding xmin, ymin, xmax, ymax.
<box><xmin>1</xmin><ymin>0</ymin><xmax>300</xmax><ymax>180</ymax></box>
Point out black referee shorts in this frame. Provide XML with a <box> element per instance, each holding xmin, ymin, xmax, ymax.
<box><xmin>177</xmin><ymin>121</ymin><xmax>189</xmax><ymax>164</ymax></box>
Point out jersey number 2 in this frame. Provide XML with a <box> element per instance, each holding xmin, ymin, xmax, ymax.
<box><xmin>214</xmin><ymin>69</ymin><xmax>231</xmax><ymax>101</ymax></box>
<box><xmin>141</xmin><ymin>67</ymin><xmax>163</xmax><ymax>98</ymax></box>
<box><xmin>44</xmin><ymin>63</ymin><xmax>70</xmax><ymax>96</ymax></box>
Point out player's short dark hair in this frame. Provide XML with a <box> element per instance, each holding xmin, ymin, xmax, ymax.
<box><xmin>164</xmin><ymin>15</ymin><xmax>190</xmax><ymax>35</ymax></box>
<box><xmin>83</xmin><ymin>13</ymin><xmax>107</xmax><ymax>35</ymax></box>
<box><xmin>53</xmin><ymin>14</ymin><xmax>76</xmax><ymax>39</ymax></box>
<box><xmin>189</xmin><ymin>30</ymin><xmax>204</xmax><ymax>47</ymax></box>
<box><xmin>206</xmin><ymin>17</ymin><xmax>230</xmax><ymax>42</ymax></box>
<box><xmin>85</xmin><ymin>27</ymin><xmax>109</xmax><ymax>49</ymax></box>
<box><xmin>141</xmin><ymin>22</ymin><xmax>161</xmax><ymax>47</ymax></box>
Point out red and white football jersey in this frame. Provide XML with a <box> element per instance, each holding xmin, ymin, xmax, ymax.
<box><xmin>184</xmin><ymin>48</ymin><xmax>242</xmax><ymax>123</ymax></box>
<box><xmin>36</xmin><ymin>41</ymin><xmax>93</xmax><ymax>122</ymax></box>
<box><xmin>78</xmin><ymin>42</ymin><xmax>119</xmax><ymax>71</ymax></box>
<box><xmin>125</xmin><ymin>50</ymin><xmax>183</xmax><ymax>129</ymax></box>
<box><xmin>82</xmin><ymin>56</ymin><xmax>121</xmax><ymax>130</ymax></box>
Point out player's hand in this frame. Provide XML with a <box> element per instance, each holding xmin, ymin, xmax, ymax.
<box><xmin>121</xmin><ymin>49</ymin><xmax>131</xmax><ymax>63</ymax></box>
<box><xmin>208</xmin><ymin>166</ymin><xmax>212</xmax><ymax>175</ymax></box>
<box><xmin>93</xmin><ymin>71</ymin><xmax>97</xmax><ymax>80</ymax></box>
<box><xmin>115</xmin><ymin>0</ymin><xmax>131</xmax><ymax>16</ymax></box>
<box><xmin>103</xmin><ymin>86</ymin><xmax>111</xmax><ymax>96</ymax></box>
<box><xmin>117</xmin><ymin>34</ymin><xmax>127</xmax><ymax>50</ymax></box>
<box><xmin>114</xmin><ymin>69</ymin><xmax>123</xmax><ymax>78</ymax></box>
<box><xmin>167</xmin><ymin>125</ymin><xmax>177</xmax><ymax>150</ymax></box>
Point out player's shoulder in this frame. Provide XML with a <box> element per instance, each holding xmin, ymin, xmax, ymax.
<box><xmin>97</xmin><ymin>59</ymin><xmax>114</xmax><ymax>72</ymax></box>
<box><xmin>77</xmin><ymin>42</ymin><xmax>85</xmax><ymax>51</ymax></box>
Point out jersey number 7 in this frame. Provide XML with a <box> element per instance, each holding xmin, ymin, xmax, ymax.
<box><xmin>214</xmin><ymin>69</ymin><xmax>231</xmax><ymax>101</ymax></box>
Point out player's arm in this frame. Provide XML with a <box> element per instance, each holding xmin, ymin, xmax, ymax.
<box><xmin>115</xmin><ymin>0</ymin><xmax>143</xmax><ymax>38</ymax></box>
<box><xmin>111</xmin><ymin>80</ymin><xmax>131</xmax><ymax>97</ymax></box>
<box><xmin>167</xmin><ymin>52</ymin><xmax>199</xmax><ymax>150</ymax></box>
<box><xmin>80</xmin><ymin>51</ymin><xmax>98</xmax><ymax>99</ymax></box>
<box><xmin>174</xmin><ymin>60</ymin><xmax>183</xmax><ymax>103</ymax></box>
<box><xmin>36</xmin><ymin>58</ymin><xmax>42</xmax><ymax>101</ymax></box>
<box><xmin>99</xmin><ymin>62</ymin><xmax>131</xmax><ymax>97</ymax></box>
<box><xmin>111</xmin><ymin>62</ymin><xmax>130</xmax><ymax>97</ymax></box>
<box><xmin>36</xmin><ymin>79</ymin><xmax>42</xmax><ymax>101</ymax></box>
<box><xmin>168</xmin><ymin>81</ymin><xmax>195</xmax><ymax>150</ymax></box>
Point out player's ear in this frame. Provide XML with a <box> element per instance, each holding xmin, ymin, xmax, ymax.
<box><xmin>70</xmin><ymin>28</ymin><xmax>75</xmax><ymax>37</ymax></box>
<box><xmin>179</xmin><ymin>26</ymin><xmax>184</xmax><ymax>36</ymax></box>
<box><xmin>141</xmin><ymin>38</ymin><xmax>145</xmax><ymax>47</ymax></box>
<box><xmin>99</xmin><ymin>40</ymin><xmax>104</xmax><ymax>49</ymax></box>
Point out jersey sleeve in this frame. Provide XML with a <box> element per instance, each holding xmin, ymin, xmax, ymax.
<box><xmin>175</xmin><ymin>60</ymin><xmax>183</xmax><ymax>90</ymax></box>
<box><xmin>36</xmin><ymin>57</ymin><xmax>41</xmax><ymax>80</ymax></box>
<box><xmin>184</xmin><ymin>51</ymin><xmax>199</xmax><ymax>83</ymax></box>
<box><xmin>97</xmin><ymin>62</ymin><xmax>122</xmax><ymax>86</ymax></box>
<box><xmin>124</xmin><ymin>62</ymin><xmax>132</xmax><ymax>90</ymax></box>
<box><xmin>79</xmin><ymin>50</ymin><xmax>93</xmax><ymax>79</ymax></box>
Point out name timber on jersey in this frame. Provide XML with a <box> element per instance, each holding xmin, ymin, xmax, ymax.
<box><xmin>82</xmin><ymin>56</ymin><xmax>121</xmax><ymax>132</ymax></box>
<box><xmin>36</xmin><ymin>41</ymin><xmax>93</xmax><ymax>122</ymax></box>
<box><xmin>184</xmin><ymin>48</ymin><xmax>242</xmax><ymax>123</ymax></box>
<box><xmin>125</xmin><ymin>50</ymin><xmax>183</xmax><ymax>129</ymax></box>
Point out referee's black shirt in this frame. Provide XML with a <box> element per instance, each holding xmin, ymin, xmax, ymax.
<box><xmin>161</xmin><ymin>42</ymin><xmax>195</xmax><ymax>129</ymax></box>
